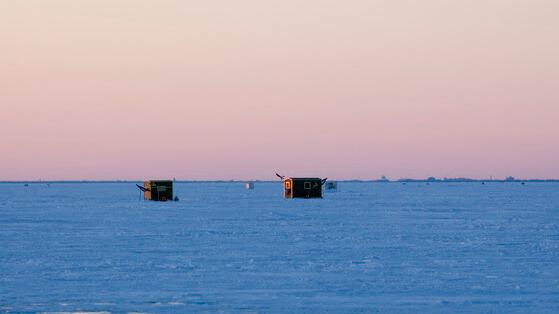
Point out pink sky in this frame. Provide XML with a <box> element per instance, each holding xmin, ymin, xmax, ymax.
<box><xmin>1</xmin><ymin>0</ymin><xmax>558</xmax><ymax>180</ymax></box>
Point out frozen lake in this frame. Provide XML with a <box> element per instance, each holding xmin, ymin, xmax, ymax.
<box><xmin>1</xmin><ymin>182</ymin><xmax>558</xmax><ymax>313</ymax></box>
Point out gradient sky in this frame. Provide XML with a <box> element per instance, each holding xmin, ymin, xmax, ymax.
<box><xmin>1</xmin><ymin>0</ymin><xmax>558</xmax><ymax>180</ymax></box>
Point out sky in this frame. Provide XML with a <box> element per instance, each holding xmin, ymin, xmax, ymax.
<box><xmin>1</xmin><ymin>0</ymin><xmax>558</xmax><ymax>181</ymax></box>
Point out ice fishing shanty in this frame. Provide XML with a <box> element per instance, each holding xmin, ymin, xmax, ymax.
<box><xmin>276</xmin><ymin>173</ymin><xmax>327</xmax><ymax>199</ymax></box>
<box><xmin>136</xmin><ymin>180</ymin><xmax>174</xmax><ymax>201</ymax></box>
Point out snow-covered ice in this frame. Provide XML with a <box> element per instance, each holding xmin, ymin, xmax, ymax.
<box><xmin>1</xmin><ymin>182</ymin><xmax>558</xmax><ymax>313</ymax></box>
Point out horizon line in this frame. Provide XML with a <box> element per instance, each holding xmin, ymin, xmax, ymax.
<box><xmin>2</xmin><ymin>178</ymin><xmax>559</xmax><ymax>184</ymax></box>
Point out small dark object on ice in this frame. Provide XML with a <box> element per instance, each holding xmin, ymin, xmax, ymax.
<box><xmin>325</xmin><ymin>181</ymin><xmax>338</xmax><ymax>192</ymax></box>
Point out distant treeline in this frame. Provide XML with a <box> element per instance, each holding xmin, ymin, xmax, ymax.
<box><xmin>392</xmin><ymin>178</ymin><xmax>559</xmax><ymax>183</ymax></box>
<box><xmin>2</xmin><ymin>178</ymin><xmax>559</xmax><ymax>184</ymax></box>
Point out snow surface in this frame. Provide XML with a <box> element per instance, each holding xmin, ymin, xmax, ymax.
<box><xmin>1</xmin><ymin>182</ymin><xmax>558</xmax><ymax>313</ymax></box>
